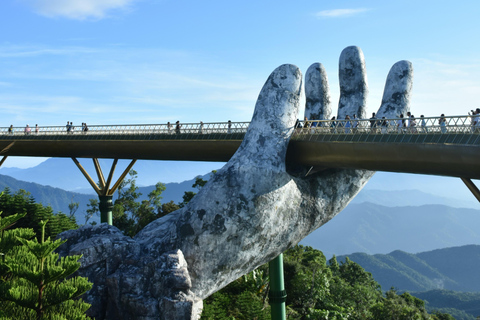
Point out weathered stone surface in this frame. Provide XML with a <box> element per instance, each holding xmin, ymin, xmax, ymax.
<box><xmin>305</xmin><ymin>62</ymin><xmax>331</xmax><ymax>121</ymax></box>
<box><xmin>338</xmin><ymin>46</ymin><xmax>368</xmax><ymax>119</ymax></box>
<box><xmin>58</xmin><ymin>47</ymin><xmax>413</xmax><ymax>320</ymax></box>
<box><xmin>377</xmin><ymin>60</ymin><xmax>414</xmax><ymax>118</ymax></box>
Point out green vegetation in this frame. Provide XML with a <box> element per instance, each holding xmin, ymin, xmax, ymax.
<box><xmin>90</xmin><ymin>170</ymin><xmax>209</xmax><ymax>237</ymax></box>
<box><xmin>0</xmin><ymin>188</ymin><xmax>78</xmax><ymax>240</ymax></box>
<box><xmin>201</xmin><ymin>245</ymin><xmax>454</xmax><ymax>320</ymax></box>
<box><xmin>412</xmin><ymin>290</ymin><xmax>480</xmax><ymax>320</ymax></box>
<box><xmin>336</xmin><ymin>245</ymin><xmax>480</xmax><ymax>293</ymax></box>
<box><xmin>0</xmin><ymin>212</ymin><xmax>92</xmax><ymax>319</ymax></box>
<box><xmin>0</xmin><ymin>175</ymin><xmax>477</xmax><ymax>319</ymax></box>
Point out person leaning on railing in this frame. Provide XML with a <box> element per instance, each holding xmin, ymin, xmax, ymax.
<box><xmin>439</xmin><ymin>114</ymin><xmax>447</xmax><ymax>133</ymax></box>
<box><xmin>344</xmin><ymin>115</ymin><xmax>352</xmax><ymax>134</ymax></box>
<box><xmin>420</xmin><ymin>115</ymin><xmax>427</xmax><ymax>133</ymax></box>
<box><xmin>472</xmin><ymin>109</ymin><xmax>480</xmax><ymax>133</ymax></box>
<box><xmin>330</xmin><ymin>116</ymin><xmax>337</xmax><ymax>133</ymax></box>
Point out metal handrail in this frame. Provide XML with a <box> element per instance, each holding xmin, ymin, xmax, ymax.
<box><xmin>2</xmin><ymin>115</ymin><xmax>480</xmax><ymax>144</ymax></box>
<box><xmin>292</xmin><ymin>115</ymin><xmax>480</xmax><ymax>146</ymax></box>
<box><xmin>0</xmin><ymin>122</ymin><xmax>250</xmax><ymax>141</ymax></box>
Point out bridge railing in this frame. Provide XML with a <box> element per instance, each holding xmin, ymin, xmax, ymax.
<box><xmin>292</xmin><ymin>115</ymin><xmax>480</xmax><ymax>145</ymax></box>
<box><xmin>0</xmin><ymin>122</ymin><xmax>250</xmax><ymax>140</ymax></box>
<box><xmin>1</xmin><ymin>115</ymin><xmax>479</xmax><ymax>143</ymax></box>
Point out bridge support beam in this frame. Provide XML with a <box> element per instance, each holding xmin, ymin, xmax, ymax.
<box><xmin>269</xmin><ymin>253</ymin><xmax>287</xmax><ymax>320</ymax></box>
<box><xmin>99</xmin><ymin>195</ymin><xmax>113</xmax><ymax>225</ymax></box>
<box><xmin>0</xmin><ymin>156</ymin><xmax>8</xmax><ymax>168</ymax></box>
<box><xmin>72</xmin><ymin>157</ymin><xmax>137</xmax><ymax>225</ymax></box>
<box><xmin>461</xmin><ymin>178</ymin><xmax>480</xmax><ymax>203</ymax></box>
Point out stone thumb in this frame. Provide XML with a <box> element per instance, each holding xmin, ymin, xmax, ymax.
<box><xmin>230</xmin><ymin>64</ymin><xmax>302</xmax><ymax>169</ymax></box>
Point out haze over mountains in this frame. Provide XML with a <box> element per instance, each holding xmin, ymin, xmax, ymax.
<box><xmin>2</xmin><ymin>158</ymin><xmax>479</xmax><ymax>318</ymax></box>
<box><xmin>0</xmin><ymin>157</ymin><xmax>479</xmax><ymax>258</ymax></box>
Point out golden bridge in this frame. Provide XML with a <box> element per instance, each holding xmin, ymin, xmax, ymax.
<box><xmin>1</xmin><ymin>114</ymin><xmax>479</xmax><ymax>222</ymax></box>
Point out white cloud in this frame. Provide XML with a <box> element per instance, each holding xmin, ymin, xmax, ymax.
<box><xmin>315</xmin><ymin>8</ymin><xmax>370</xmax><ymax>18</ymax></box>
<box><xmin>19</xmin><ymin>0</ymin><xmax>137</xmax><ymax>20</ymax></box>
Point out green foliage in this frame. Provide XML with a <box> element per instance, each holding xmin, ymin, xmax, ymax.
<box><xmin>84</xmin><ymin>199</ymin><xmax>99</xmax><ymax>225</ymax></box>
<box><xmin>68</xmin><ymin>199</ymin><xmax>79</xmax><ymax>220</ymax></box>
<box><xmin>0</xmin><ymin>188</ymin><xmax>78</xmax><ymax>240</ymax></box>
<box><xmin>283</xmin><ymin>246</ymin><xmax>330</xmax><ymax>319</ymax></box>
<box><xmin>0</xmin><ymin>216</ymin><xmax>92</xmax><ymax>319</ymax></box>
<box><xmin>201</xmin><ymin>265</ymin><xmax>270</xmax><ymax>320</ymax></box>
<box><xmin>111</xmin><ymin>170</ymin><xmax>178</xmax><ymax>237</ymax></box>
<box><xmin>412</xmin><ymin>290</ymin><xmax>480</xmax><ymax>320</ymax></box>
<box><xmin>370</xmin><ymin>289</ymin><xmax>430</xmax><ymax>320</ymax></box>
<box><xmin>201</xmin><ymin>245</ymin><xmax>454</xmax><ymax>320</ymax></box>
<box><xmin>110</xmin><ymin>170</ymin><xmax>207</xmax><ymax>237</ymax></box>
<box><xmin>179</xmin><ymin>174</ymin><xmax>211</xmax><ymax>207</ymax></box>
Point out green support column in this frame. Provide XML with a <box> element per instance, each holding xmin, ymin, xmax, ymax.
<box><xmin>269</xmin><ymin>253</ymin><xmax>287</xmax><ymax>320</ymax></box>
<box><xmin>99</xmin><ymin>195</ymin><xmax>113</xmax><ymax>225</ymax></box>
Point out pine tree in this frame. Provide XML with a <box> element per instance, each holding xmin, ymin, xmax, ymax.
<box><xmin>0</xmin><ymin>188</ymin><xmax>78</xmax><ymax>240</ymax></box>
<box><xmin>0</xmin><ymin>218</ymin><xmax>92</xmax><ymax>320</ymax></box>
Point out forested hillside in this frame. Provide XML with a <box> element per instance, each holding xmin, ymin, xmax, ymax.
<box><xmin>337</xmin><ymin>245</ymin><xmax>480</xmax><ymax>292</ymax></box>
<box><xmin>303</xmin><ymin>202</ymin><xmax>480</xmax><ymax>256</ymax></box>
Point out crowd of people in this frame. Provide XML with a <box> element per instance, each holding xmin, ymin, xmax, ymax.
<box><xmin>297</xmin><ymin>110</ymin><xmax>480</xmax><ymax>134</ymax></box>
<box><xmin>5</xmin><ymin>113</ymin><xmax>480</xmax><ymax>136</ymax></box>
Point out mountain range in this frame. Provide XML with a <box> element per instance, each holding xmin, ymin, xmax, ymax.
<box><xmin>1</xmin><ymin>159</ymin><xmax>480</xmax><ymax>318</ymax></box>
<box><xmin>336</xmin><ymin>244</ymin><xmax>480</xmax><ymax>293</ymax></box>
<box><xmin>1</xmin><ymin>158</ymin><xmax>479</xmax><ymax>206</ymax></box>
<box><xmin>6</xmin><ymin>159</ymin><xmax>479</xmax><ymax>251</ymax></box>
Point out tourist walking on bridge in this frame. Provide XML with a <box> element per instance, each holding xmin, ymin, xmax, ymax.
<box><xmin>330</xmin><ymin>116</ymin><xmax>337</xmax><ymax>133</ymax></box>
<box><xmin>410</xmin><ymin>115</ymin><xmax>417</xmax><ymax>133</ymax></box>
<box><xmin>369</xmin><ymin>112</ymin><xmax>377</xmax><ymax>133</ymax></box>
<box><xmin>175</xmin><ymin>121</ymin><xmax>181</xmax><ymax>134</ymax></box>
<box><xmin>396</xmin><ymin>114</ymin><xmax>404</xmax><ymax>133</ymax></box>
<box><xmin>439</xmin><ymin>114</ymin><xmax>447</xmax><ymax>133</ymax></box>
<box><xmin>472</xmin><ymin>110</ymin><xmax>480</xmax><ymax>133</ymax></box>
<box><xmin>420</xmin><ymin>115</ymin><xmax>427</xmax><ymax>133</ymax></box>
<box><xmin>344</xmin><ymin>115</ymin><xmax>352</xmax><ymax>134</ymax></box>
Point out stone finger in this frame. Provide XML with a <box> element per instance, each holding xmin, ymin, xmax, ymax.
<box><xmin>230</xmin><ymin>64</ymin><xmax>302</xmax><ymax>170</ymax></box>
<box><xmin>337</xmin><ymin>46</ymin><xmax>368</xmax><ymax>120</ymax></box>
<box><xmin>305</xmin><ymin>62</ymin><xmax>332</xmax><ymax>121</ymax></box>
<box><xmin>376</xmin><ymin>60</ymin><xmax>413</xmax><ymax>118</ymax></box>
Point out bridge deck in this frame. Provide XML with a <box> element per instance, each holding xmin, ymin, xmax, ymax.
<box><xmin>0</xmin><ymin>131</ymin><xmax>479</xmax><ymax>179</ymax></box>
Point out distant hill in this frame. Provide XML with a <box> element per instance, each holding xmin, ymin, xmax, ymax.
<box><xmin>0</xmin><ymin>174</ymin><xmax>93</xmax><ymax>221</ymax></box>
<box><xmin>0</xmin><ymin>158</ymin><xmax>222</xmax><ymax>191</ymax></box>
<box><xmin>336</xmin><ymin>245</ymin><xmax>480</xmax><ymax>293</ymax></box>
<box><xmin>0</xmin><ymin>173</ymin><xmax>206</xmax><ymax>224</ymax></box>
<box><xmin>301</xmin><ymin>202</ymin><xmax>480</xmax><ymax>257</ymax></box>
<box><xmin>2</xmin><ymin>158</ymin><xmax>479</xmax><ymax>206</ymax></box>
<box><xmin>411</xmin><ymin>290</ymin><xmax>480</xmax><ymax>320</ymax></box>
<box><xmin>1</xmin><ymin>168</ymin><xmax>480</xmax><ymax>254</ymax></box>
<box><xmin>351</xmin><ymin>188</ymin><xmax>478</xmax><ymax>209</ymax></box>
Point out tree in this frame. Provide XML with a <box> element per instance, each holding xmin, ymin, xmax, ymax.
<box><xmin>111</xmin><ymin>170</ymin><xmax>175</xmax><ymax>237</ymax></box>
<box><xmin>371</xmin><ymin>288</ymin><xmax>431</xmax><ymax>320</ymax></box>
<box><xmin>0</xmin><ymin>216</ymin><xmax>92</xmax><ymax>319</ymax></box>
<box><xmin>180</xmin><ymin>172</ymin><xmax>215</xmax><ymax>207</ymax></box>
<box><xmin>0</xmin><ymin>188</ymin><xmax>78</xmax><ymax>240</ymax></box>
<box><xmin>84</xmin><ymin>199</ymin><xmax>99</xmax><ymax>225</ymax></box>
<box><xmin>68</xmin><ymin>198</ymin><xmax>79</xmax><ymax>219</ymax></box>
<box><xmin>201</xmin><ymin>245</ymin><xmax>454</xmax><ymax>319</ymax></box>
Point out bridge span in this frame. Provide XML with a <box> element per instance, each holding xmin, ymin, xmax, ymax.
<box><xmin>1</xmin><ymin>114</ymin><xmax>479</xmax><ymax>221</ymax></box>
<box><xmin>1</xmin><ymin>115</ymin><xmax>479</xmax><ymax>179</ymax></box>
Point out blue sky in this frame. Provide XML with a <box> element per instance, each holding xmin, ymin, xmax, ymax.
<box><xmin>1</xmin><ymin>0</ymin><xmax>480</xmax><ymax>168</ymax></box>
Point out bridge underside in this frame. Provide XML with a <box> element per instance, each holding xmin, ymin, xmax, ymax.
<box><xmin>287</xmin><ymin>140</ymin><xmax>480</xmax><ymax>179</ymax></box>
<box><xmin>0</xmin><ymin>137</ymin><xmax>479</xmax><ymax>179</ymax></box>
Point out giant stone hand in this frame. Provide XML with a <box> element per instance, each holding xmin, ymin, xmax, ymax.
<box><xmin>58</xmin><ymin>46</ymin><xmax>413</xmax><ymax>320</ymax></box>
